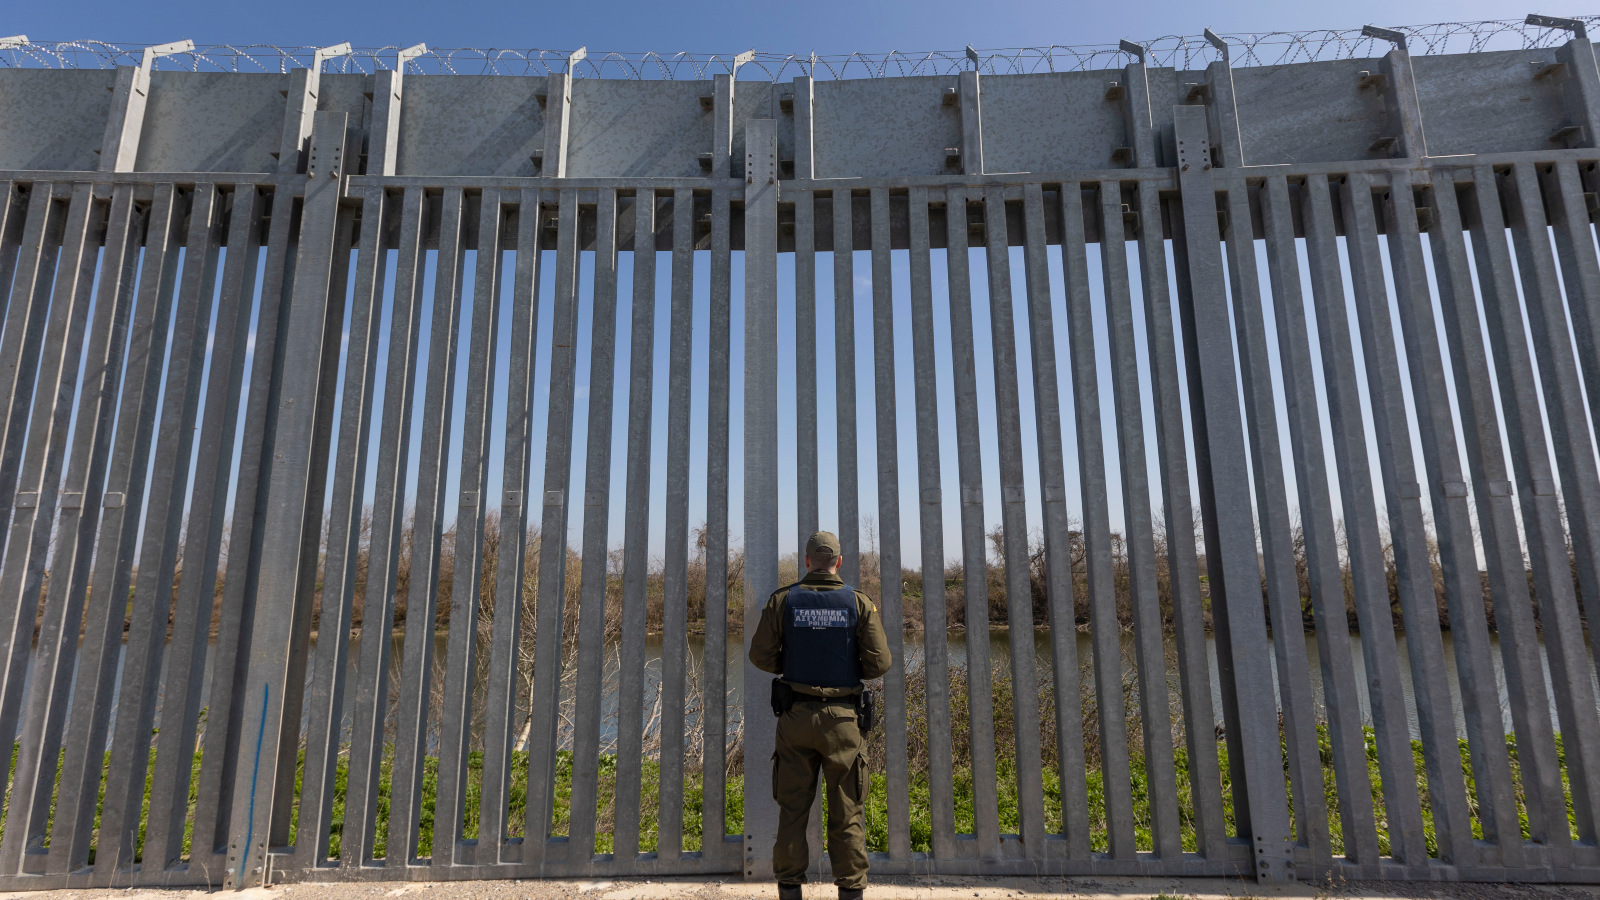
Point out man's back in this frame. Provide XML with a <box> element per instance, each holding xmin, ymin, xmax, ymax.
<box><xmin>749</xmin><ymin>531</ymin><xmax>891</xmax><ymax>900</ymax></box>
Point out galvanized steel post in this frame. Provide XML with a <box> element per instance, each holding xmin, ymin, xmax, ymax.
<box><xmin>742</xmin><ymin>117</ymin><xmax>779</xmax><ymax>881</ymax></box>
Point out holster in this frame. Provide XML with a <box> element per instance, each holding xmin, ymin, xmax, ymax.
<box><xmin>856</xmin><ymin>688</ymin><xmax>879</xmax><ymax>733</ymax></box>
<box><xmin>771</xmin><ymin>678</ymin><xmax>796</xmax><ymax>717</ymax></box>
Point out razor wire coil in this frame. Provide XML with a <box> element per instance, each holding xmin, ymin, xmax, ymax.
<box><xmin>3</xmin><ymin>17</ymin><xmax>1597</xmax><ymax>80</ymax></box>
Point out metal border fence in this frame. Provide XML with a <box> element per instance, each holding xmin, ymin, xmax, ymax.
<box><xmin>1</xmin><ymin>17</ymin><xmax>1600</xmax><ymax>895</ymax></box>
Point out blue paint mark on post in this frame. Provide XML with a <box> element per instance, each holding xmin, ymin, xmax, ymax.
<box><xmin>238</xmin><ymin>685</ymin><xmax>270</xmax><ymax>886</ymax></box>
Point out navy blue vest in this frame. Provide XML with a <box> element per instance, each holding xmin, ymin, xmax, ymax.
<box><xmin>781</xmin><ymin>586</ymin><xmax>862</xmax><ymax>689</ymax></box>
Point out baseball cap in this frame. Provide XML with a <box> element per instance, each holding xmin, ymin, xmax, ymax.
<box><xmin>805</xmin><ymin>531</ymin><xmax>841</xmax><ymax>561</ymax></box>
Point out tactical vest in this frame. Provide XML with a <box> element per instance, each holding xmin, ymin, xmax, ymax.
<box><xmin>781</xmin><ymin>586</ymin><xmax>862</xmax><ymax>689</ymax></box>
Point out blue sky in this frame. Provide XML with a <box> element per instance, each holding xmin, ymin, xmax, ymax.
<box><xmin>10</xmin><ymin>1</ymin><xmax>1529</xmax><ymax>61</ymax></box>
<box><xmin>16</xmin><ymin>0</ymin><xmax>1563</xmax><ymax>568</ymax></box>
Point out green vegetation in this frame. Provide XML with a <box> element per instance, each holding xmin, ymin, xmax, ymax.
<box><xmin>3</xmin><ymin>727</ymin><xmax>1580</xmax><ymax>865</ymax></box>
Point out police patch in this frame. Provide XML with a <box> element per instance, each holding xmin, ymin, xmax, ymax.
<box><xmin>792</xmin><ymin>607</ymin><xmax>851</xmax><ymax>629</ymax></box>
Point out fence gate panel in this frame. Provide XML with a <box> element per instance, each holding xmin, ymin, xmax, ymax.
<box><xmin>2</xmin><ymin>19</ymin><xmax>1600</xmax><ymax>890</ymax></box>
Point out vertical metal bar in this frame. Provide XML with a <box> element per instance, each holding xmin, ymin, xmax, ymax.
<box><xmin>907</xmin><ymin>187</ymin><xmax>957</xmax><ymax>862</ymax></box>
<box><xmin>0</xmin><ymin>182</ymin><xmax>98</xmax><ymax>872</ymax></box>
<box><xmin>742</xmin><ymin>117</ymin><xmax>781</xmax><ymax>881</ymax></box>
<box><xmin>1339</xmin><ymin>172</ymin><xmax>1476</xmax><ymax>864</ymax></box>
<box><xmin>1374</xmin><ymin>46</ymin><xmax>1427</xmax><ymax>158</ymax></box>
<box><xmin>657</xmin><ymin>187</ymin><xmax>696</xmax><ymax>864</ymax></box>
<box><xmin>1544</xmin><ymin>159</ymin><xmax>1600</xmax><ymax>683</ymax></box>
<box><xmin>22</xmin><ymin>185</ymin><xmax>138</xmax><ymax>876</ymax></box>
<box><xmin>1257</xmin><ymin>176</ymin><xmax>1378</xmax><ymax>867</ymax></box>
<box><xmin>1427</xmin><ymin>169</ymin><xmax>1562</xmax><ymax>857</ymax></box>
<box><xmin>292</xmin><ymin>183</ymin><xmax>388</xmax><ymax>867</ymax></box>
<box><xmin>791</xmin><ymin>77</ymin><xmax>814</xmax><ymax>181</ymax></box>
<box><xmin>387</xmin><ymin>187</ymin><xmax>468</xmax><ymax>866</ymax></box>
<box><xmin>1459</xmin><ymin>166</ymin><xmax>1571</xmax><ymax>849</ymax></box>
<box><xmin>833</xmin><ymin>190</ymin><xmax>861</xmax><ymax>586</ymax></box>
<box><xmin>524</xmin><ymin>187</ymin><xmax>583</xmax><ymax>867</ymax></box>
<box><xmin>614</xmin><ymin>190</ymin><xmax>656</xmax><ymax>869</ymax></box>
<box><xmin>369</xmin><ymin>67</ymin><xmax>405</xmax><ymax>176</ymax></box>
<box><xmin>0</xmin><ymin>180</ymin><xmax>25</xmax><ymax>320</ymax></box>
<box><xmin>1167</xmin><ymin>193</ymin><xmax>1252</xmax><ymax>840</ymax></box>
<box><xmin>141</xmin><ymin>186</ymin><xmax>264</xmax><ymax>871</ymax></box>
<box><xmin>797</xmin><ymin>192</ymin><xmax>825</xmax><ymax>878</ymax></box>
<box><xmin>1062</xmin><ymin>182</ymin><xmax>1137</xmax><ymax>859</ymax></box>
<box><xmin>434</xmin><ymin>188</ymin><xmax>506</xmax><ymax>863</ymax></box>
<box><xmin>1501</xmin><ymin>162</ymin><xmax>1600</xmax><ymax>840</ymax></box>
<box><xmin>569</xmin><ymin>188</ymin><xmax>619</xmax><ymax>866</ymax></box>
<box><xmin>868</xmin><ymin>187</ymin><xmax>912</xmax><ymax>861</ymax></box>
<box><xmin>943</xmin><ymin>186</ymin><xmax>1000</xmax><ymax>859</ymax></box>
<box><xmin>49</xmin><ymin>187</ymin><xmax>180</xmax><ymax>876</ymax></box>
<box><xmin>1121</xmin><ymin>60</ymin><xmax>1156</xmax><ymax>168</ymax></box>
<box><xmin>340</xmin><ymin>187</ymin><xmax>428</xmax><ymax>866</ymax></box>
<box><xmin>1552</xmin><ymin>35</ymin><xmax>1600</xmax><ymax>147</ymax></box>
<box><xmin>541</xmin><ymin>72</ymin><xmax>574</xmax><ymax>178</ymax></box>
<box><xmin>702</xmin><ymin>183</ymin><xmax>732</xmax><ymax>860</ymax></box>
<box><xmin>477</xmin><ymin>189</ymin><xmax>544</xmax><ymax>864</ymax></box>
<box><xmin>270</xmin><ymin>202</ymin><xmax>356</xmax><ymax>850</ymax></box>
<box><xmin>1096</xmin><ymin>181</ymin><xmax>1183</xmax><ymax>859</ymax></box>
<box><xmin>101</xmin><ymin>184</ymin><xmax>223</xmax><ymax>875</ymax></box>
<box><xmin>1384</xmin><ymin>171</ymin><xmax>1521</xmax><ymax>865</ymax></box>
<box><xmin>188</xmin><ymin>182</ymin><xmax>296</xmax><ymax>867</ymax></box>
<box><xmin>795</xmin><ymin>192</ymin><xmax>819</xmax><ymax>541</ymax></box>
<box><xmin>1300</xmin><ymin>173</ymin><xmax>1428</xmax><ymax>864</ymax></box>
<box><xmin>223</xmin><ymin>109</ymin><xmax>350</xmax><ymax>888</ymax></box>
<box><xmin>958</xmin><ymin>70</ymin><xmax>983</xmax><ymax>176</ymax></box>
<box><xmin>1170</xmin><ymin>108</ymin><xmax>1292</xmax><ymax>881</ymax></box>
<box><xmin>1133</xmin><ymin>180</ymin><xmax>1226</xmax><ymax>861</ymax></box>
<box><xmin>1216</xmin><ymin>178</ymin><xmax>1326</xmax><ymax>867</ymax></box>
<box><xmin>1036</xmin><ymin>185</ymin><xmax>1091</xmax><ymax>860</ymax></box>
<box><xmin>1203</xmin><ymin>61</ymin><xmax>1245</xmax><ymax>169</ymax></box>
<box><xmin>978</xmin><ymin>184</ymin><xmax>1046</xmax><ymax>857</ymax></box>
<box><xmin>0</xmin><ymin>183</ymin><xmax>59</xmax><ymax>548</ymax></box>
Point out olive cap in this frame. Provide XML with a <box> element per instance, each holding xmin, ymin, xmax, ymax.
<box><xmin>805</xmin><ymin>531</ymin><xmax>841</xmax><ymax>562</ymax></box>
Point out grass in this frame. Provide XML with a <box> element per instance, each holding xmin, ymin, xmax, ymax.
<box><xmin>0</xmin><ymin>728</ymin><xmax>1579</xmax><ymax>864</ymax></box>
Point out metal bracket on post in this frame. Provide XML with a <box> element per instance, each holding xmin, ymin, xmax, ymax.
<box><xmin>369</xmin><ymin>43</ymin><xmax>425</xmax><ymax>176</ymax></box>
<box><xmin>1202</xmin><ymin>28</ymin><xmax>1244</xmax><ymax>167</ymax></box>
<box><xmin>711</xmin><ymin>52</ymin><xmax>753</xmax><ymax>179</ymax></box>
<box><xmin>98</xmin><ymin>39</ymin><xmax>193</xmax><ymax>173</ymax></box>
<box><xmin>1529</xmin><ymin>13</ymin><xmax>1588</xmax><ymax>39</ymax></box>
<box><xmin>277</xmin><ymin>42</ymin><xmax>352</xmax><ymax>174</ymax></box>
<box><xmin>1361</xmin><ymin>25</ymin><xmax>1427</xmax><ymax>158</ymax></box>
<box><xmin>539</xmin><ymin>47</ymin><xmax>585</xmax><ymax>178</ymax></box>
<box><xmin>790</xmin><ymin>72</ymin><xmax>815</xmax><ymax>180</ymax></box>
<box><xmin>741</xmin><ymin>117</ymin><xmax>779</xmax><ymax>882</ymax></box>
<box><xmin>1118</xmin><ymin>40</ymin><xmax>1156</xmax><ymax>168</ymax></box>
<box><xmin>1170</xmin><ymin>103</ymin><xmax>1295</xmax><ymax>884</ymax></box>
<box><xmin>223</xmin><ymin>109</ymin><xmax>350</xmax><ymax>891</ymax></box>
<box><xmin>1528</xmin><ymin>14</ymin><xmax>1600</xmax><ymax>148</ymax></box>
<box><xmin>958</xmin><ymin>47</ymin><xmax>983</xmax><ymax>176</ymax></box>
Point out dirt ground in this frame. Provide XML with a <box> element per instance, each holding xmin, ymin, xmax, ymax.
<box><xmin>6</xmin><ymin>875</ymin><xmax>1600</xmax><ymax>900</ymax></box>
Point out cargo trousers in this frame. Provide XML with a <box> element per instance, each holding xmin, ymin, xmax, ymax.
<box><xmin>771</xmin><ymin>697</ymin><xmax>870</xmax><ymax>889</ymax></box>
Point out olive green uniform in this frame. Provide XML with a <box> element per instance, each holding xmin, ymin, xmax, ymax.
<box><xmin>749</xmin><ymin>569</ymin><xmax>892</xmax><ymax>889</ymax></box>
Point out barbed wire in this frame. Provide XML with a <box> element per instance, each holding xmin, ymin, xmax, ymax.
<box><xmin>3</xmin><ymin>17</ymin><xmax>1597</xmax><ymax>80</ymax></box>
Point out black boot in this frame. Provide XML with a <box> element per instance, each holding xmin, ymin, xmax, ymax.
<box><xmin>779</xmin><ymin>883</ymin><xmax>804</xmax><ymax>900</ymax></box>
<box><xmin>838</xmin><ymin>888</ymin><xmax>864</xmax><ymax>900</ymax></box>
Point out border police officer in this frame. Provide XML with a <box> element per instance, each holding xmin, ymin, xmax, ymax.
<box><xmin>749</xmin><ymin>531</ymin><xmax>892</xmax><ymax>900</ymax></box>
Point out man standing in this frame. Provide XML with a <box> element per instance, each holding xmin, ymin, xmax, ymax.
<box><xmin>749</xmin><ymin>531</ymin><xmax>892</xmax><ymax>900</ymax></box>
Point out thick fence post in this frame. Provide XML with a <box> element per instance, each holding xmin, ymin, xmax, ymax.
<box><xmin>742</xmin><ymin>117</ymin><xmax>779</xmax><ymax>881</ymax></box>
<box><xmin>223</xmin><ymin>109</ymin><xmax>349</xmax><ymax>890</ymax></box>
<box><xmin>1169</xmin><ymin>104</ymin><xmax>1294</xmax><ymax>883</ymax></box>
